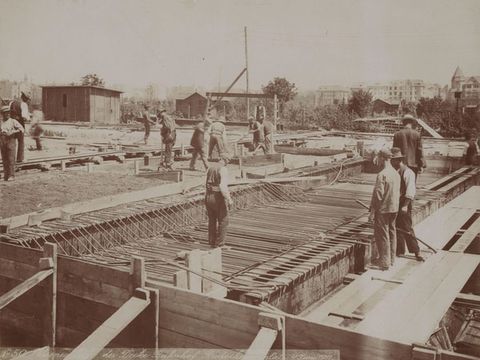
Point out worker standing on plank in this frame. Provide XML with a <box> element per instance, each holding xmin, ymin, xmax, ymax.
<box><xmin>0</xmin><ymin>106</ymin><xmax>24</xmax><ymax>181</ymax></box>
<box><xmin>393</xmin><ymin>114</ymin><xmax>426</xmax><ymax>180</ymax></box>
<box><xmin>189</xmin><ymin>122</ymin><xmax>208</xmax><ymax>171</ymax></box>
<box><xmin>205</xmin><ymin>154</ymin><xmax>233</xmax><ymax>248</ymax></box>
<box><xmin>208</xmin><ymin>116</ymin><xmax>228</xmax><ymax>159</ymax></box>
<box><xmin>9</xmin><ymin>91</ymin><xmax>30</xmax><ymax>163</ymax></box>
<box><xmin>368</xmin><ymin>148</ymin><xmax>400</xmax><ymax>271</ymax></box>
<box><xmin>390</xmin><ymin>147</ymin><xmax>424</xmax><ymax>261</ymax></box>
<box><xmin>158</xmin><ymin>109</ymin><xmax>177</xmax><ymax>169</ymax></box>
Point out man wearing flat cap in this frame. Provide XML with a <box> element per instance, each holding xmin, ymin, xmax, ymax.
<box><xmin>0</xmin><ymin>106</ymin><xmax>24</xmax><ymax>181</ymax></box>
<box><xmin>369</xmin><ymin>148</ymin><xmax>400</xmax><ymax>270</ymax></box>
<box><xmin>393</xmin><ymin>114</ymin><xmax>426</xmax><ymax>179</ymax></box>
<box><xmin>390</xmin><ymin>147</ymin><xmax>424</xmax><ymax>261</ymax></box>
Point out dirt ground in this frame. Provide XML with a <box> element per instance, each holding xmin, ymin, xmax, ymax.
<box><xmin>0</xmin><ymin>169</ymin><xmax>170</xmax><ymax>218</ymax></box>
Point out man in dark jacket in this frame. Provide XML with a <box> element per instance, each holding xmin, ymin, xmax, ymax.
<box><xmin>189</xmin><ymin>122</ymin><xmax>208</xmax><ymax>171</ymax></box>
<box><xmin>158</xmin><ymin>109</ymin><xmax>176</xmax><ymax>169</ymax></box>
<box><xmin>9</xmin><ymin>92</ymin><xmax>30</xmax><ymax>162</ymax></box>
<box><xmin>393</xmin><ymin>115</ymin><xmax>426</xmax><ymax>178</ymax></box>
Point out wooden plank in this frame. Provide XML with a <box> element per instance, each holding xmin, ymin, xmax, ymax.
<box><xmin>11</xmin><ymin>347</ymin><xmax>49</xmax><ymax>360</ymax></box>
<box><xmin>0</xmin><ymin>269</ymin><xmax>53</xmax><ymax>311</ymax></box>
<box><xmin>57</xmin><ymin>256</ymin><xmax>132</xmax><ymax>289</ymax></box>
<box><xmin>398</xmin><ymin>254</ymin><xmax>479</xmax><ymax>343</ymax></box>
<box><xmin>242</xmin><ymin>327</ymin><xmax>278</xmax><ymax>360</ymax></box>
<box><xmin>449</xmin><ymin>217</ymin><xmax>480</xmax><ymax>252</ymax></box>
<box><xmin>0</xmin><ymin>243</ymin><xmax>42</xmax><ymax>266</ymax></box>
<box><xmin>0</xmin><ymin>258</ymin><xmax>39</xmax><ymax>281</ymax></box>
<box><xmin>43</xmin><ymin>243</ymin><xmax>57</xmax><ymax>347</ymax></box>
<box><xmin>454</xmin><ymin>293</ymin><xmax>480</xmax><ymax>307</ymax></box>
<box><xmin>64</xmin><ymin>296</ymin><xmax>150</xmax><ymax>360</ymax></box>
<box><xmin>186</xmin><ymin>249</ymin><xmax>202</xmax><ymax>293</ymax></box>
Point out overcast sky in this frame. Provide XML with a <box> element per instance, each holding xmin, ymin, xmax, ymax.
<box><xmin>1</xmin><ymin>0</ymin><xmax>479</xmax><ymax>94</ymax></box>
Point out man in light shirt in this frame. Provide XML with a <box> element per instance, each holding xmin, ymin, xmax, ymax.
<box><xmin>369</xmin><ymin>148</ymin><xmax>400</xmax><ymax>270</ymax></box>
<box><xmin>0</xmin><ymin>106</ymin><xmax>24</xmax><ymax>181</ymax></box>
<box><xmin>205</xmin><ymin>154</ymin><xmax>233</xmax><ymax>248</ymax></box>
<box><xmin>391</xmin><ymin>147</ymin><xmax>424</xmax><ymax>261</ymax></box>
<box><xmin>208</xmin><ymin>116</ymin><xmax>228</xmax><ymax>159</ymax></box>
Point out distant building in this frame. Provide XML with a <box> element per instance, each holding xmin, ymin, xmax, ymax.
<box><xmin>315</xmin><ymin>86</ymin><xmax>350</xmax><ymax>107</ymax></box>
<box><xmin>447</xmin><ymin>66</ymin><xmax>480</xmax><ymax>110</ymax></box>
<box><xmin>353</xmin><ymin>80</ymin><xmax>441</xmax><ymax>103</ymax></box>
<box><xmin>175</xmin><ymin>92</ymin><xmax>208</xmax><ymax>118</ymax></box>
<box><xmin>42</xmin><ymin>85</ymin><xmax>122</xmax><ymax>124</ymax></box>
<box><xmin>372</xmin><ymin>99</ymin><xmax>400</xmax><ymax>116</ymax></box>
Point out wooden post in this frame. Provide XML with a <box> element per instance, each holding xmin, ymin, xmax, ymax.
<box><xmin>185</xmin><ymin>249</ymin><xmax>202</xmax><ymax>293</ymax></box>
<box><xmin>273</xmin><ymin>93</ymin><xmax>278</xmax><ymax>132</ymax></box>
<box><xmin>134</xmin><ymin>160</ymin><xmax>141</xmax><ymax>175</ymax></box>
<box><xmin>233</xmin><ymin>142</ymin><xmax>238</xmax><ymax>157</ymax></box>
<box><xmin>60</xmin><ymin>160</ymin><xmax>67</xmax><ymax>171</ymax></box>
<box><xmin>181</xmin><ymin>144</ymin><xmax>185</xmax><ymax>156</ymax></box>
<box><xmin>131</xmin><ymin>256</ymin><xmax>145</xmax><ymax>289</ymax></box>
<box><xmin>43</xmin><ymin>242</ymin><xmax>57</xmax><ymax>347</ymax></box>
<box><xmin>86</xmin><ymin>162</ymin><xmax>93</xmax><ymax>173</ymax></box>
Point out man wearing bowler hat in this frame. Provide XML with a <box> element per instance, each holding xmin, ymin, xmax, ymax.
<box><xmin>369</xmin><ymin>148</ymin><xmax>400</xmax><ymax>270</ymax></box>
<box><xmin>393</xmin><ymin>114</ymin><xmax>426</xmax><ymax>179</ymax></box>
<box><xmin>390</xmin><ymin>147</ymin><xmax>424</xmax><ymax>261</ymax></box>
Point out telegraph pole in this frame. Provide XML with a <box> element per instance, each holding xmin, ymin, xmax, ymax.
<box><xmin>244</xmin><ymin>26</ymin><xmax>249</xmax><ymax>120</ymax></box>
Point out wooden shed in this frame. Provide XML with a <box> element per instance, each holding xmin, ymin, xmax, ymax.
<box><xmin>175</xmin><ymin>92</ymin><xmax>207</xmax><ymax>118</ymax></box>
<box><xmin>41</xmin><ymin>85</ymin><xmax>122</xmax><ymax>124</ymax></box>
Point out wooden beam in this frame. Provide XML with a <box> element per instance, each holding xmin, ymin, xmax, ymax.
<box><xmin>64</xmin><ymin>293</ymin><xmax>150</xmax><ymax>360</ymax></box>
<box><xmin>206</xmin><ymin>91</ymin><xmax>273</xmax><ymax>99</ymax></box>
<box><xmin>242</xmin><ymin>327</ymin><xmax>278</xmax><ymax>360</ymax></box>
<box><xmin>449</xmin><ymin>217</ymin><xmax>480</xmax><ymax>253</ymax></box>
<box><xmin>454</xmin><ymin>293</ymin><xmax>480</xmax><ymax>308</ymax></box>
<box><xmin>43</xmin><ymin>242</ymin><xmax>57</xmax><ymax>347</ymax></box>
<box><xmin>186</xmin><ymin>249</ymin><xmax>202</xmax><ymax>293</ymax></box>
<box><xmin>0</xmin><ymin>268</ymin><xmax>53</xmax><ymax>311</ymax></box>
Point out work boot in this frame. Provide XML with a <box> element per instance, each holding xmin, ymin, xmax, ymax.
<box><xmin>414</xmin><ymin>253</ymin><xmax>425</xmax><ymax>262</ymax></box>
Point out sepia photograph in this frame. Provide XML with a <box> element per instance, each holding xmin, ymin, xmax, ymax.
<box><xmin>0</xmin><ymin>0</ymin><xmax>479</xmax><ymax>359</ymax></box>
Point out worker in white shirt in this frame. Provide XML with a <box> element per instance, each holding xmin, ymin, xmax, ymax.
<box><xmin>208</xmin><ymin>116</ymin><xmax>228</xmax><ymax>159</ymax></box>
<box><xmin>0</xmin><ymin>106</ymin><xmax>24</xmax><ymax>181</ymax></box>
<box><xmin>390</xmin><ymin>147</ymin><xmax>424</xmax><ymax>261</ymax></box>
<box><xmin>205</xmin><ymin>154</ymin><xmax>233</xmax><ymax>248</ymax></box>
<box><xmin>9</xmin><ymin>91</ymin><xmax>30</xmax><ymax>162</ymax></box>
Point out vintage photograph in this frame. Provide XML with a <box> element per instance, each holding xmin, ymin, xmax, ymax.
<box><xmin>0</xmin><ymin>0</ymin><xmax>479</xmax><ymax>359</ymax></box>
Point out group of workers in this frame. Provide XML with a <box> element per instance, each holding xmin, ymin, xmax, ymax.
<box><xmin>369</xmin><ymin>114</ymin><xmax>427</xmax><ymax>270</ymax></box>
<box><xmin>0</xmin><ymin>91</ymin><xmax>43</xmax><ymax>181</ymax></box>
<box><xmin>248</xmin><ymin>108</ymin><xmax>274</xmax><ymax>154</ymax></box>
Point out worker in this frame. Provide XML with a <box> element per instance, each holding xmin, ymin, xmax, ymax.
<box><xmin>205</xmin><ymin>154</ymin><xmax>233</xmax><ymax>248</ymax></box>
<box><xmin>369</xmin><ymin>148</ymin><xmax>400</xmax><ymax>271</ymax></box>
<box><xmin>30</xmin><ymin>107</ymin><xmax>44</xmax><ymax>150</ymax></box>
<box><xmin>0</xmin><ymin>106</ymin><xmax>24</xmax><ymax>181</ymax></box>
<box><xmin>464</xmin><ymin>132</ymin><xmax>479</xmax><ymax>166</ymax></box>
<box><xmin>189</xmin><ymin>122</ymin><xmax>208</xmax><ymax>171</ymax></box>
<box><xmin>248</xmin><ymin>116</ymin><xmax>259</xmax><ymax>151</ymax></box>
<box><xmin>158</xmin><ymin>109</ymin><xmax>176</xmax><ymax>169</ymax></box>
<box><xmin>390</xmin><ymin>147</ymin><xmax>424</xmax><ymax>262</ymax></box>
<box><xmin>263</xmin><ymin>118</ymin><xmax>274</xmax><ymax>154</ymax></box>
<box><xmin>9</xmin><ymin>91</ymin><xmax>30</xmax><ymax>163</ymax></box>
<box><xmin>393</xmin><ymin>114</ymin><xmax>426</xmax><ymax>179</ymax></box>
<box><xmin>208</xmin><ymin>116</ymin><xmax>228</xmax><ymax>159</ymax></box>
<box><xmin>139</xmin><ymin>104</ymin><xmax>154</xmax><ymax>145</ymax></box>
<box><xmin>251</xmin><ymin>117</ymin><xmax>266</xmax><ymax>154</ymax></box>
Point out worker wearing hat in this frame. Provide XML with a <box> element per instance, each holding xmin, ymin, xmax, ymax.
<box><xmin>9</xmin><ymin>91</ymin><xmax>30</xmax><ymax>163</ymax></box>
<box><xmin>158</xmin><ymin>109</ymin><xmax>176</xmax><ymax>169</ymax></box>
<box><xmin>189</xmin><ymin>121</ymin><xmax>208</xmax><ymax>171</ymax></box>
<box><xmin>205</xmin><ymin>154</ymin><xmax>233</xmax><ymax>248</ymax></box>
<box><xmin>208</xmin><ymin>116</ymin><xmax>228</xmax><ymax>159</ymax></box>
<box><xmin>393</xmin><ymin>114</ymin><xmax>426</xmax><ymax>179</ymax></box>
<box><xmin>390</xmin><ymin>147</ymin><xmax>424</xmax><ymax>261</ymax></box>
<box><xmin>0</xmin><ymin>106</ymin><xmax>24</xmax><ymax>181</ymax></box>
<box><xmin>369</xmin><ymin>148</ymin><xmax>401</xmax><ymax>270</ymax></box>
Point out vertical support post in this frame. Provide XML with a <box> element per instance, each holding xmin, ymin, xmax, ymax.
<box><xmin>233</xmin><ymin>142</ymin><xmax>238</xmax><ymax>157</ymax></box>
<box><xmin>185</xmin><ymin>249</ymin><xmax>202</xmax><ymax>293</ymax></box>
<box><xmin>273</xmin><ymin>94</ymin><xmax>278</xmax><ymax>149</ymax></box>
<box><xmin>131</xmin><ymin>256</ymin><xmax>145</xmax><ymax>289</ymax></box>
<box><xmin>181</xmin><ymin>144</ymin><xmax>185</xmax><ymax>156</ymax></box>
<box><xmin>244</xmin><ymin>26</ymin><xmax>249</xmax><ymax>120</ymax></box>
<box><xmin>87</xmin><ymin>162</ymin><xmax>93</xmax><ymax>173</ymax></box>
<box><xmin>134</xmin><ymin>160</ymin><xmax>141</xmax><ymax>175</ymax></box>
<box><xmin>61</xmin><ymin>160</ymin><xmax>67</xmax><ymax>171</ymax></box>
<box><xmin>43</xmin><ymin>242</ymin><xmax>57</xmax><ymax>347</ymax></box>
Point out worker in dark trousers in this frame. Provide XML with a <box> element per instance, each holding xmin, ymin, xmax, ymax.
<box><xmin>393</xmin><ymin>114</ymin><xmax>426</xmax><ymax>180</ymax></box>
<box><xmin>205</xmin><ymin>155</ymin><xmax>233</xmax><ymax>248</ymax></box>
<box><xmin>263</xmin><ymin>118</ymin><xmax>274</xmax><ymax>154</ymax></box>
<box><xmin>0</xmin><ymin>106</ymin><xmax>24</xmax><ymax>181</ymax></box>
<box><xmin>390</xmin><ymin>147</ymin><xmax>424</xmax><ymax>261</ymax></box>
<box><xmin>138</xmin><ymin>104</ymin><xmax>155</xmax><ymax>145</ymax></box>
<box><xmin>158</xmin><ymin>109</ymin><xmax>176</xmax><ymax>169</ymax></box>
<box><xmin>9</xmin><ymin>91</ymin><xmax>30</xmax><ymax>163</ymax></box>
<box><xmin>189</xmin><ymin>122</ymin><xmax>208</xmax><ymax>171</ymax></box>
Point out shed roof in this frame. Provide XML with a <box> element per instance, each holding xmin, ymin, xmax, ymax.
<box><xmin>41</xmin><ymin>85</ymin><xmax>123</xmax><ymax>94</ymax></box>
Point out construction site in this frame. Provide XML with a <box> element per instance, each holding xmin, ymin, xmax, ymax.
<box><xmin>0</xmin><ymin>112</ymin><xmax>479</xmax><ymax>359</ymax></box>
